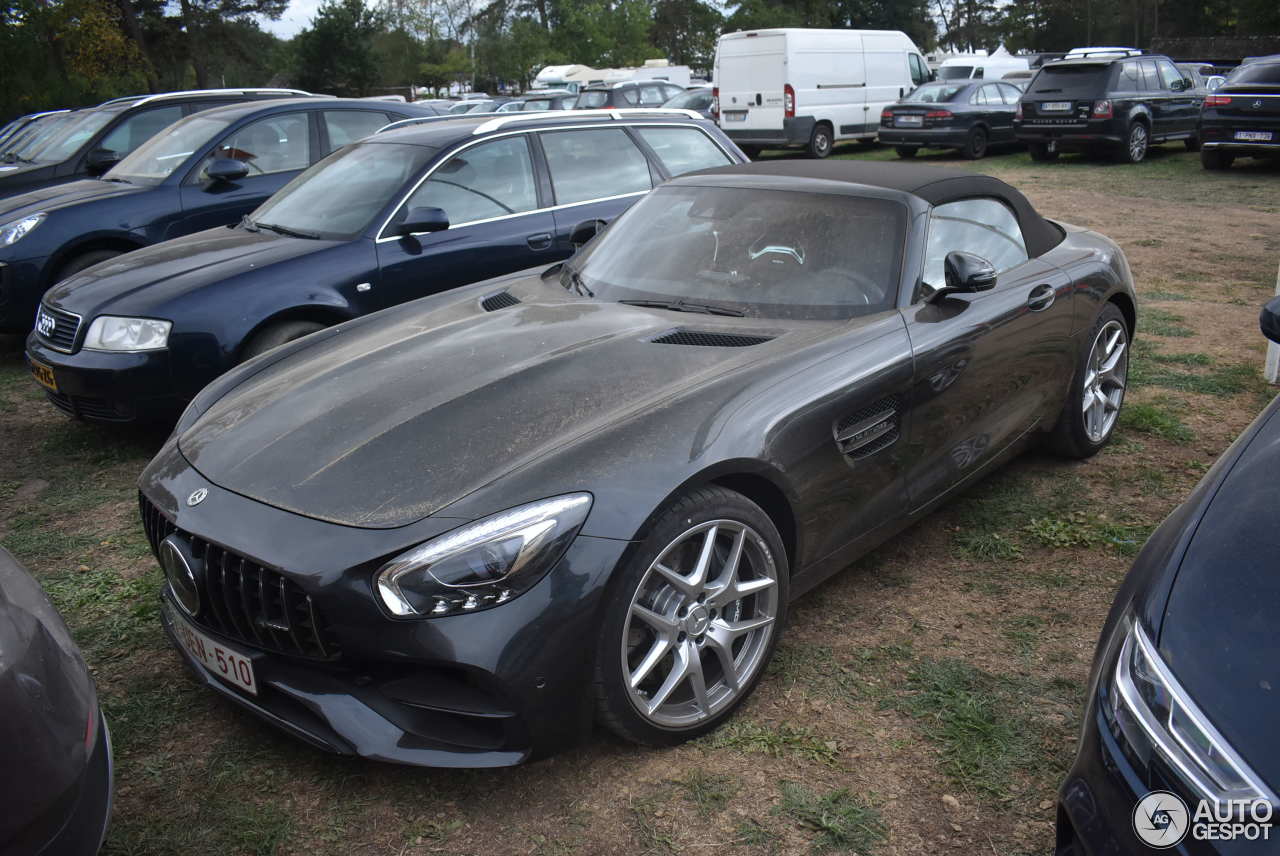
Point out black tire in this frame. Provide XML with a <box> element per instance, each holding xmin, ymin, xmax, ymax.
<box><xmin>894</xmin><ymin>145</ymin><xmax>918</xmax><ymax>159</ymax></box>
<box><xmin>1029</xmin><ymin>143</ymin><xmax>1059</xmax><ymax>162</ymax></box>
<box><xmin>1047</xmin><ymin>303</ymin><xmax>1129</xmax><ymax>459</ymax></box>
<box><xmin>240</xmin><ymin>320</ymin><xmax>326</xmax><ymax>361</ymax></box>
<box><xmin>857</xmin><ymin>136</ymin><xmax>877</xmax><ymax>146</ymax></box>
<box><xmin>1113</xmin><ymin>121</ymin><xmax>1149</xmax><ymax>164</ymax></box>
<box><xmin>807</xmin><ymin>123</ymin><xmax>833</xmax><ymax>158</ymax></box>
<box><xmin>962</xmin><ymin>126</ymin><xmax>989</xmax><ymax>160</ymax></box>
<box><xmin>738</xmin><ymin>144</ymin><xmax>762</xmax><ymax>159</ymax></box>
<box><xmin>1183</xmin><ymin>135</ymin><xmax>1200</xmax><ymax>152</ymax></box>
<box><xmin>57</xmin><ymin>249</ymin><xmax>122</xmax><ymax>283</ymax></box>
<box><xmin>592</xmin><ymin>486</ymin><xmax>789</xmax><ymax>746</ymax></box>
<box><xmin>1200</xmin><ymin>148</ymin><xmax>1233</xmax><ymax>170</ymax></box>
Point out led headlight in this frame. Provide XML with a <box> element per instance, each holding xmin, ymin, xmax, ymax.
<box><xmin>375</xmin><ymin>493</ymin><xmax>592</xmax><ymax>617</ymax></box>
<box><xmin>0</xmin><ymin>213</ymin><xmax>44</xmax><ymax>246</ymax></box>
<box><xmin>83</xmin><ymin>315</ymin><xmax>171</xmax><ymax>351</ymax></box>
<box><xmin>1108</xmin><ymin>617</ymin><xmax>1276</xmax><ymax>807</ymax></box>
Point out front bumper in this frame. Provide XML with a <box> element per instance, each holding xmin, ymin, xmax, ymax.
<box><xmin>877</xmin><ymin>127</ymin><xmax>971</xmax><ymax>147</ymax></box>
<box><xmin>25</xmin><ymin>332</ymin><xmax>183</xmax><ymax>423</ymax></box>
<box><xmin>723</xmin><ymin>115</ymin><xmax>816</xmax><ymax>147</ymax></box>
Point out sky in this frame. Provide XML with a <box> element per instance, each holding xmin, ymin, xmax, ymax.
<box><xmin>259</xmin><ymin>0</ymin><xmax>324</xmax><ymax>38</ymax></box>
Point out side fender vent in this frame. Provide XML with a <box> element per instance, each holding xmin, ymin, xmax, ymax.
<box><xmin>835</xmin><ymin>395</ymin><xmax>902</xmax><ymax>459</ymax></box>
<box><xmin>651</xmin><ymin>329</ymin><xmax>774</xmax><ymax>348</ymax></box>
<box><xmin>481</xmin><ymin>291</ymin><xmax>521</xmax><ymax>311</ymax></box>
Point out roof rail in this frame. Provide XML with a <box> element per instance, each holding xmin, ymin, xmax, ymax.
<box><xmin>98</xmin><ymin>88</ymin><xmax>314</xmax><ymax>109</ymax></box>
<box><xmin>375</xmin><ymin>115</ymin><xmax>463</xmax><ymax>134</ymax></box>
<box><xmin>471</xmin><ymin>108</ymin><xmax>703</xmax><ymax>135</ymax></box>
<box><xmin>1066</xmin><ymin>48</ymin><xmax>1144</xmax><ymax>59</ymax></box>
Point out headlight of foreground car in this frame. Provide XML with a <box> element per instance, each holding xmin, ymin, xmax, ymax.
<box><xmin>0</xmin><ymin>213</ymin><xmax>44</xmax><ymax>246</ymax></box>
<box><xmin>84</xmin><ymin>315</ymin><xmax>172</xmax><ymax>352</ymax></box>
<box><xmin>1108</xmin><ymin>617</ymin><xmax>1275</xmax><ymax>806</ymax></box>
<box><xmin>376</xmin><ymin>493</ymin><xmax>593</xmax><ymax>617</ymax></box>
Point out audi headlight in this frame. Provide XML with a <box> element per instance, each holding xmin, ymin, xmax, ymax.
<box><xmin>375</xmin><ymin>493</ymin><xmax>592</xmax><ymax>617</ymax></box>
<box><xmin>0</xmin><ymin>213</ymin><xmax>44</xmax><ymax>246</ymax></box>
<box><xmin>1108</xmin><ymin>617</ymin><xmax>1276</xmax><ymax>807</ymax></box>
<box><xmin>83</xmin><ymin>315</ymin><xmax>171</xmax><ymax>351</ymax></box>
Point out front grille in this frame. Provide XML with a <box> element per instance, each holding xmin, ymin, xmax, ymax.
<box><xmin>651</xmin><ymin>329</ymin><xmax>774</xmax><ymax>348</ymax></box>
<box><xmin>35</xmin><ymin>304</ymin><xmax>81</xmax><ymax>353</ymax></box>
<box><xmin>481</xmin><ymin>291</ymin><xmax>521</xmax><ymax>311</ymax></box>
<box><xmin>45</xmin><ymin>390</ymin><xmax>128</xmax><ymax>422</ymax></box>
<box><xmin>140</xmin><ymin>493</ymin><xmax>340</xmax><ymax>660</ymax></box>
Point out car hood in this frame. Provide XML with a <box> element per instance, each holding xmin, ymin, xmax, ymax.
<box><xmin>46</xmin><ymin>226</ymin><xmax>338</xmax><ymax>317</ymax></box>
<box><xmin>0</xmin><ymin>177</ymin><xmax>140</xmax><ymax>220</ymax></box>
<box><xmin>179</xmin><ymin>292</ymin><xmax>802</xmax><ymax>528</ymax></box>
<box><xmin>1159</xmin><ymin>398</ymin><xmax>1280</xmax><ymax>792</ymax></box>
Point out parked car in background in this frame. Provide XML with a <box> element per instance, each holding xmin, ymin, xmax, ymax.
<box><xmin>1178</xmin><ymin>62</ymin><xmax>1226</xmax><ymax>93</ymax></box>
<box><xmin>1199</xmin><ymin>57</ymin><xmax>1280</xmax><ymax>169</ymax></box>
<box><xmin>0</xmin><ymin>545</ymin><xmax>113</xmax><ymax>856</ymax></box>
<box><xmin>1015</xmin><ymin>54</ymin><xmax>1202</xmax><ymax>163</ymax></box>
<box><xmin>0</xmin><ymin>109</ymin><xmax>70</xmax><ymax>154</ymax></box>
<box><xmin>662</xmin><ymin>85</ymin><xmax>714</xmax><ymax>119</ymax></box>
<box><xmin>1055</xmin><ymin>298</ymin><xmax>1280</xmax><ymax>856</ymax></box>
<box><xmin>2</xmin><ymin>110</ymin><xmax>81</xmax><ymax>162</ymax></box>
<box><xmin>0</xmin><ymin>98</ymin><xmax>435</xmax><ymax>335</ymax></box>
<box><xmin>574</xmin><ymin>80</ymin><xmax>685</xmax><ymax>111</ymax></box>
<box><xmin>936</xmin><ymin>51</ymin><xmax>1029</xmax><ymax>81</ymax></box>
<box><xmin>1001</xmin><ymin>69</ymin><xmax>1034</xmax><ymax>89</ymax></box>
<box><xmin>713</xmin><ymin>28</ymin><xmax>931</xmax><ymax>158</ymax></box>
<box><xmin>25</xmin><ymin>109</ymin><xmax>744</xmax><ymax>422</ymax></box>
<box><xmin>447</xmin><ymin>99</ymin><xmax>512</xmax><ymax>114</ymax></box>
<box><xmin>0</xmin><ymin>89</ymin><xmax>313</xmax><ymax>200</ymax></box>
<box><xmin>880</xmin><ymin>80</ymin><xmax>1023</xmax><ymax>159</ymax></box>
<box><xmin>134</xmin><ymin>160</ymin><xmax>1134</xmax><ymax>768</ymax></box>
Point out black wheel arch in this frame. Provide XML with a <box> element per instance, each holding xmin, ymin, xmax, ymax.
<box><xmin>1107</xmin><ymin>290</ymin><xmax>1136</xmax><ymax>338</ymax></box>
<box><xmin>235</xmin><ymin>303</ymin><xmax>356</xmax><ymax>362</ymax></box>
<box><xmin>46</xmin><ymin>234</ymin><xmax>146</xmax><ymax>286</ymax></box>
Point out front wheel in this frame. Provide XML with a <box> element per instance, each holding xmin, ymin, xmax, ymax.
<box><xmin>57</xmin><ymin>249</ymin><xmax>122</xmax><ymax>283</ymax></box>
<box><xmin>240</xmin><ymin>319</ymin><xmax>326</xmax><ymax>361</ymax></box>
<box><xmin>1047</xmin><ymin>303</ymin><xmax>1129</xmax><ymax>458</ymax></box>
<box><xmin>593</xmin><ymin>486</ymin><xmax>788</xmax><ymax>745</ymax></box>
<box><xmin>807</xmin><ymin>123</ymin><xmax>833</xmax><ymax>158</ymax></box>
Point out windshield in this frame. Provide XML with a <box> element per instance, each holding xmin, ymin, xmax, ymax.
<box><xmin>105</xmin><ymin>114</ymin><xmax>229</xmax><ymax>184</ymax></box>
<box><xmin>664</xmin><ymin>90</ymin><xmax>711</xmax><ymax>110</ymax></box>
<box><xmin>1229</xmin><ymin>62</ymin><xmax>1280</xmax><ymax>85</ymax></box>
<box><xmin>247</xmin><ymin>141</ymin><xmax>437</xmax><ymax>240</ymax></box>
<box><xmin>938</xmin><ymin>66</ymin><xmax>973</xmax><ymax>80</ymax></box>
<box><xmin>25</xmin><ymin>109</ymin><xmax>116</xmax><ymax>164</ymax></box>
<box><xmin>566</xmin><ymin>185</ymin><xmax>904</xmax><ymax>320</ymax></box>
<box><xmin>2</xmin><ymin>113</ymin><xmax>72</xmax><ymax>159</ymax></box>
<box><xmin>576</xmin><ymin>90</ymin><xmax>609</xmax><ymax>108</ymax></box>
<box><xmin>904</xmin><ymin>83</ymin><xmax>966</xmax><ymax>102</ymax></box>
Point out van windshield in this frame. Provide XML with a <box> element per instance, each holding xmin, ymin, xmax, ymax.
<box><xmin>938</xmin><ymin>66</ymin><xmax>973</xmax><ymax>80</ymax></box>
<box><xmin>1029</xmin><ymin>65</ymin><xmax>1110</xmax><ymax>96</ymax></box>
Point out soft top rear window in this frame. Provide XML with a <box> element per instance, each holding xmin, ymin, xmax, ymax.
<box><xmin>1029</xmin><ymin>65</ymin><xmax>1110</xmax><ymax>95</ymax></box>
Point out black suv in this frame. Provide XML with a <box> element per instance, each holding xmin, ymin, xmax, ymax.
<box><xmin>1199</xmin><ymin>58</ymin><xmax>1280</xmax><ymax>169</ymax></box>
<box><xmin>574</xmin><ymin>80</ymin><xmax>686</xmax><ymax>110</ymax></box>
<box><xmin>1015</xmin><ymin>52</ymin><xmax>1202</xmax><ymax>163</ymax></box>
<box><xmin>0</xmin><ymin>89</ymin><xmax>312</xmax><ymax>199</ymax></box>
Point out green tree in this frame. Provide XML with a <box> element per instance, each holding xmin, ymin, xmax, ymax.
<box><xmin>651</xmin><ymin>0</ymin><xmax>723</xmax><ymax>68</ymax></box>
<box><xmin>294</xmin><ymin>0</ymin><xmax>386</xmax><ymax>95</ymax></box>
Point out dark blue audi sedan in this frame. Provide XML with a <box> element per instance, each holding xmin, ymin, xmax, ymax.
<box><xmin>0</xmin><ymin>97</ymin><xmax>438</xmax><ymax>334</ymax></box>
<box><xmin>25</xmin><ymin>108</ymin><xmax>744</xmax><ymax>422</ymax></box>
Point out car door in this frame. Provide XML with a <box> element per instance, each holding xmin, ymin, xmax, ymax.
<box><xmin>372</xmin><ymin>133</ymin><xmax>554</xmax><ymax>309</ymax></box>
<box><xmin>901</xmin><ymin>198</ymin><xmax>1074</xmax><ymax>507</ymax></box>
<box><xmin>1140</xmin><ymin>60</ymin><xmax>1176</xmax><ymax>136</ymax></box>
<box><xmin>173</xmin><ymin>110</ymin><xmax>315</xmax><ymax>238</ymax></box>
<box><xmin>1156</xmin><ymin>58</ymin><xmax>1199</xmax><ymax>135</ymax></box>
<box><xmin>535</xmin><ymin>126</ymin><xmax>656</xmax><ymax>252</ymax></box>
<box><xmin>993</xmin><ymin>83</ymin><xmax>1022</xmax><ymax>141</ymax></box>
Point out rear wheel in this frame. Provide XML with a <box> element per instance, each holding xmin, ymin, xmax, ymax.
<box><xmin>962</xmin><ymin>126</ymin><xmax>989</xmax><ymax>160</ymax></box>
<box><xmin>240</xmin><ymin>320</ymin><xmax>326</xmax><ymax>361</ymax></box>
<box><xmin>593</xmin><ymin>486</ymin><xmax>788</xmax><ymax>746</ymax></box>
<box><xmin>807</xmin><ymin>123</ymin><xmax>833</xmax><ymax>158</ymax></box>
<box><xmin>57</xmin><ymin>249</ymin><xmax>122</xmax><ymax>283</ymax></box>
<box><xmin>1047</xmin><ymin>303</ymin><xmax>1129</xmax><ymax>459</ymax></box>
<box><xmin>1114</xmin><ymin>121</ymin><xmax>1149</xmax><ymax>163</ymax></box>
<box><xmin>894</xmin><ymin>145</ymin><xmax>918</xmax><ymax>159</ymax></box>
<box><xmin>1029</xmin><ymin>142</ymin><xmax>1059</xmax><ymax>162</ymax></box>
<box><xmin>1200</xmin><ymin>148</ymin><xmax>1233</xmax><ymax>170</ymax></box>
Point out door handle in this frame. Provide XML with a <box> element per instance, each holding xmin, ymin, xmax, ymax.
<box><xmin>527</xmin><ymin>232</ymin><xmax>552</xmax><ymax>251</ymax></box>
<box><xmin>1027</xmin><ymin>283</ymin><xmax>1056</xmax><ymax>312</ymax></box>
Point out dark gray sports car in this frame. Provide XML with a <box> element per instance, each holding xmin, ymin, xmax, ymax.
<box><xmin>139</xmin><ymin>161</ymin><xmax>1137</xmax><ymax>767</ymax></box>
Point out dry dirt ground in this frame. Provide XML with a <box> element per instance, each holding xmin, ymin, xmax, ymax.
<box><xmin>0</xmin><ymin>142</ymin><xmax>1277</xmax><ymax>856</ymax></box>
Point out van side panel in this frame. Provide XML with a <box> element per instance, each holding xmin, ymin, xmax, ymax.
<box><xmin>791</xmin><ymin>31</ymin><xmax>866</xmax><ymax>141</ymax></box>
<box><xmin>863</xmin><ymin>33</ymin><xmax>912</xmax><ymax>134</ymax></box>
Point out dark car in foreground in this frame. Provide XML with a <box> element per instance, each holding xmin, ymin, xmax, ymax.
<box><xmin>1016</xmin><ymin>53</ymin><xmax>1202</xmax><ymax>163</ymax></box>
<box><xmin>1</xmin><ymin>546</ymin><xmax>112</xmax><ymax>855</ymax></box>
<box><xmin>26</xmin><ymin>108</ymin><xmax>740</xmax><ymax>423</ymax></box>
<box><xmin>0</xmin><ymin>97</ymin><xmax>435</xmax><ymax>335</ymax></box>
<box><xmin>138</xmin><ymin>161</ymin><xmax>1136</xmax><ymax>767</ymax></box>
<box><xmin>880</xmin><ymin>80</ymin><xmax>1024</xmax><ymax>159</ymax></box>
<box><xmin>1199</xmin><ymin>58</ymin><xmax>1280</xmax><ymax>170</ymax></box>
<box><xmin>1055</xmin><ymin>298</ymin><xmax>1280</xmax><ymax>855</ymax></box>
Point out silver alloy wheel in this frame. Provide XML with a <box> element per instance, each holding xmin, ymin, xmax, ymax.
<box><xmin>621</xmin><ymin>520</ymin><xmax>779</xmax><ymax>728</ymax></box>
<box><xmin>1082</xmin><ymin>319</ymin><xmax>1128</xmax><ymax>443</ymax></box>
<box><xmin>1129</xmin><ymin>124</ymin><xmax>1148</xmax><ymax>161</ymax></box>
<box><xmin>814</xmin><ymin>130</ymin><xmax>831</xmax><ymax>156</ymax></box>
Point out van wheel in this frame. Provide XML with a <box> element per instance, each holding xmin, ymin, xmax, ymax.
<box><xmin>1114</xmin><ymin>121</ymin><xmax>1149</xmax><ymax>163</ymax></box>
<box><xmin>57</xmin><ymin>250</ymin><xmax>122</xmax><ymax>283</ymax></box>
<box><xmin>1029</xmin><ymin>143</ymin><xmax>1059</xmax><ymax>162</ymax></box>
<box><xmin>894</xmin><ymin>146</ymin><xmax>918</xmax><ymax>159</ymax></box>
<box><xmin>807</xmin><ymin>123</ymin><xmax>833</xmax><ymax>158</ymax></box>
<box><xmin>962</xmin><ymin>126</ymin><xmax>988</xmax><ymax>160</ymax></box>
<box><xmin>1201</xmin><ymin>148</ymin><xmax>1233</xmax><ymax>170</ymax></box>
<box><xmin>240</xmin><ymin>320</ymin><xmax>326</xmax><ymax>361</ymax></box>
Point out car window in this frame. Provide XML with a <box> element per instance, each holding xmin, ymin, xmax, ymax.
<box><xmin>1120</xmin><ymin>61</ymin><xmax>1144</xmax><ymax>90</ymax></box>
<box><xmin>540</xmin><ymin>127</ymin><xmax>652</xmax><ymax>205</ymax></box>
<box><xmin>664</xmin><ymin>90</ymin><xmax>711</xmax><ymax>110</ymax></box>
<box><xmin>97</xmin><ymin>106</ymin><xmax>183</xmax><ymax>158</ymax></box>
<box><xmin>639</xmin><ymin>85</ymin><xmax>666</xmax><ymax>105</ymax></box>
<box><xmin>909</xmin><ymin>54</ymin><xmax>929</xmax><ymax>86</ymax></box>
<box><xmin>194</xmin><ymin>112</ymin><xmax>310</xmax><ymax>180</ymax></box>
<box><xmin>663</xmin><ymin>85</ymin><xmax>684</xmax><ymax>101</ymax></box>
<box><xmin>997</xmin><ymin>83</ymin><xmax>1022</xmax><ymax>103</ymax></box>
<box><xmin>906</xmin><ymin>83</ymin><xmax>965</xmax><ymax>102</ymax></box>
<box><xmin>1140</xmin><ymin>60</ymin><xmax>1162</xmax><ymax>91</ymax></box>
<box><xmin>576</xmin><ymin>90</ymin><xmax>608</xmax><ymax>108</ymax></box>
<box><xmin>922</xmin><ymin>198</ymin><xmax>1028</xmax><ymax>291</ymax></box>
<box><xmin>26</xmin><ymin>109</ymin><xmax>115</xmax><ymax>164</ymax></box>
<box><xmin>110</xmin><ymin>114</ymin><xmax>231</xmax><ymax>184</ymax></box>
<box><xmin>1156</xmin><ymin>59</ymin><xmax>1185</xmax><ymax>90</ymax></box>
<box><xmin>618</xmin><ymin>88</ymin><xmax>640</xmax><ymax>106</ymax></box>
<box><xmin>972</xmin><ymin>85</ymin><xmax>994</xmax><ymax>105</ymax></box>
<box><xmin>405</xmin><ymin>135</ymin><xmax>537</xmax><ymax>226</ymax></box>
<box><xmin>634</xmin><ymin>127</ymin><xmax>732</xmax><ymax>176</ymax></box>
<box><xmin>322</xmin><ymin>110</ymin><xmax>390</xmax><ymax>154</ymax></box>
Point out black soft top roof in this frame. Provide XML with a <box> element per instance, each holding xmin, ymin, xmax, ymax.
<box><xmin>685</xmin><ymin>160</ymin><xmax>1062</xmax><ymax>257</ymax></box>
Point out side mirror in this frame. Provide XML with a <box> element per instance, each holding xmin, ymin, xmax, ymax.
<box><xmin>1261</xmin><ymin>295</ymin><xmax>1280</xmax><ymax>345</ymax></box>
<box><xmin>934</xmin><ymin>251</ymin><xmax>997</xmax><ymax>299</ymax></box>
<box><xmin>206</xmin><ymin>158</ymin><xmax>249</xmax><ymax>183</ymax></box>
<box><xmin>1171</xmin><ymin>77</ymin><xmax>1190</xmax><ymax>92</ymax></box>
<box><xmin>396</xmin><ymin>206</ymin><xmax>449</xmax><ymax>236</ymax></box>
<box><xmin>929</xmin><ymin>69</ymin><xmax>937</xmax><ymax>82</ymax></box>
<box><xmin>85</xmin><ymin>148</ymin><xmax>121</xmax><ymax>176</ymax></box>
<box><xmin>570</xmin><ymin>219</ymin><xmax>607</xmax><ymax>248</ymax></box>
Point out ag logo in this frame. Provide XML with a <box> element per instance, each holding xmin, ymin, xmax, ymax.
<box><xmin>187</xmin><ymin>487</ymin><xmax>208</xmax><ymax>507</ymax></box>
<box><xmin>1133</xmin><ymin>791</ymin><xmax>1190</xmax><ymax>849</ymax></box>
<box><xmin>1254</xmin><ymin>100</ymin><xmax>1264</xmax><ymax>109</ymax></box>
<box><xmin>36</xmin><ymin>308</ymin><xmax>55</xmax><ymax>337</ymax></box>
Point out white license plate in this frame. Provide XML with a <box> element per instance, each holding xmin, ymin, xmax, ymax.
<box><xmin>169</xmin><ymin>606</ymin><xmax>258</xmax><ymax>694</ymax></box>
<box><xmin>1040</xmin><ymin>101</ymin><xmax>1072</xmax><ymax>112</ymax></box>
<box><xmin>722</xmin><ymin>111</ymin><xmax>747</xmax><ymax>122</ymax></box>
<box><xmin>1235</xmin><ymin>130</ymin><xmax>1274</xmax><ymax>141</ymax></box>
<box><xmin>896</xmin><ymin>115</ymin><xmax>923</xmax><ymax>127</ymax></box>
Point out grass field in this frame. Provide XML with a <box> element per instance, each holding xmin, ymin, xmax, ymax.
<box><xmin>1</xmin><ymin>141</ymin><xmax>1277</xmax><ymax>855</ymax></box>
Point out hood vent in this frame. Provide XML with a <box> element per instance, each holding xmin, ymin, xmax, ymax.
<box><xmin>481</xmin><ymin>291</ymin><xmax>521</xmax><ymax>311</ymax></box>
<box><xmin>651</xmin><ymin>329</ymin><xmax>774</xmax><ymax>348</ymax></box>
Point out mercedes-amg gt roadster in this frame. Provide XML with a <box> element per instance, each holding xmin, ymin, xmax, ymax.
<box><xmin>139</xmin><ymin>161</ymin><xmax>1137</xmax><ymax>767</ymax></box>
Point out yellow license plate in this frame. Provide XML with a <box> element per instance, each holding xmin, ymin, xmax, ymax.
<box><xmin>29</xmin><ymin>359</ymin><xmax>58</xmax><ymax>393</ymax></box>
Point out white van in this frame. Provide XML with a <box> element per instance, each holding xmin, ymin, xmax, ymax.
<box><xmin>714</xmin><ymin>28</ymin><xmax>930</xmax><ymax>157</ymax></box>
<box><xmin>937</xmin><ymin>50</ymin><xmax>1029</xmax><ymax>82</ymax></box>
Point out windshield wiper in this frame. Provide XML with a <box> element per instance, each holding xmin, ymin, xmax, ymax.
<box><xmin>253</xmin><ymin>221</ymin><xmax>320</xmax><ymax>240</ymax></box>
<box><xmin>619</xmin><ymin>298</ymin><xmax>745</xmax><ymax>317</ymax></box>
<box><xmin>566</xmin><ymin>268</ymin><xmax>594</xmax><ymax>297</ymax></box>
